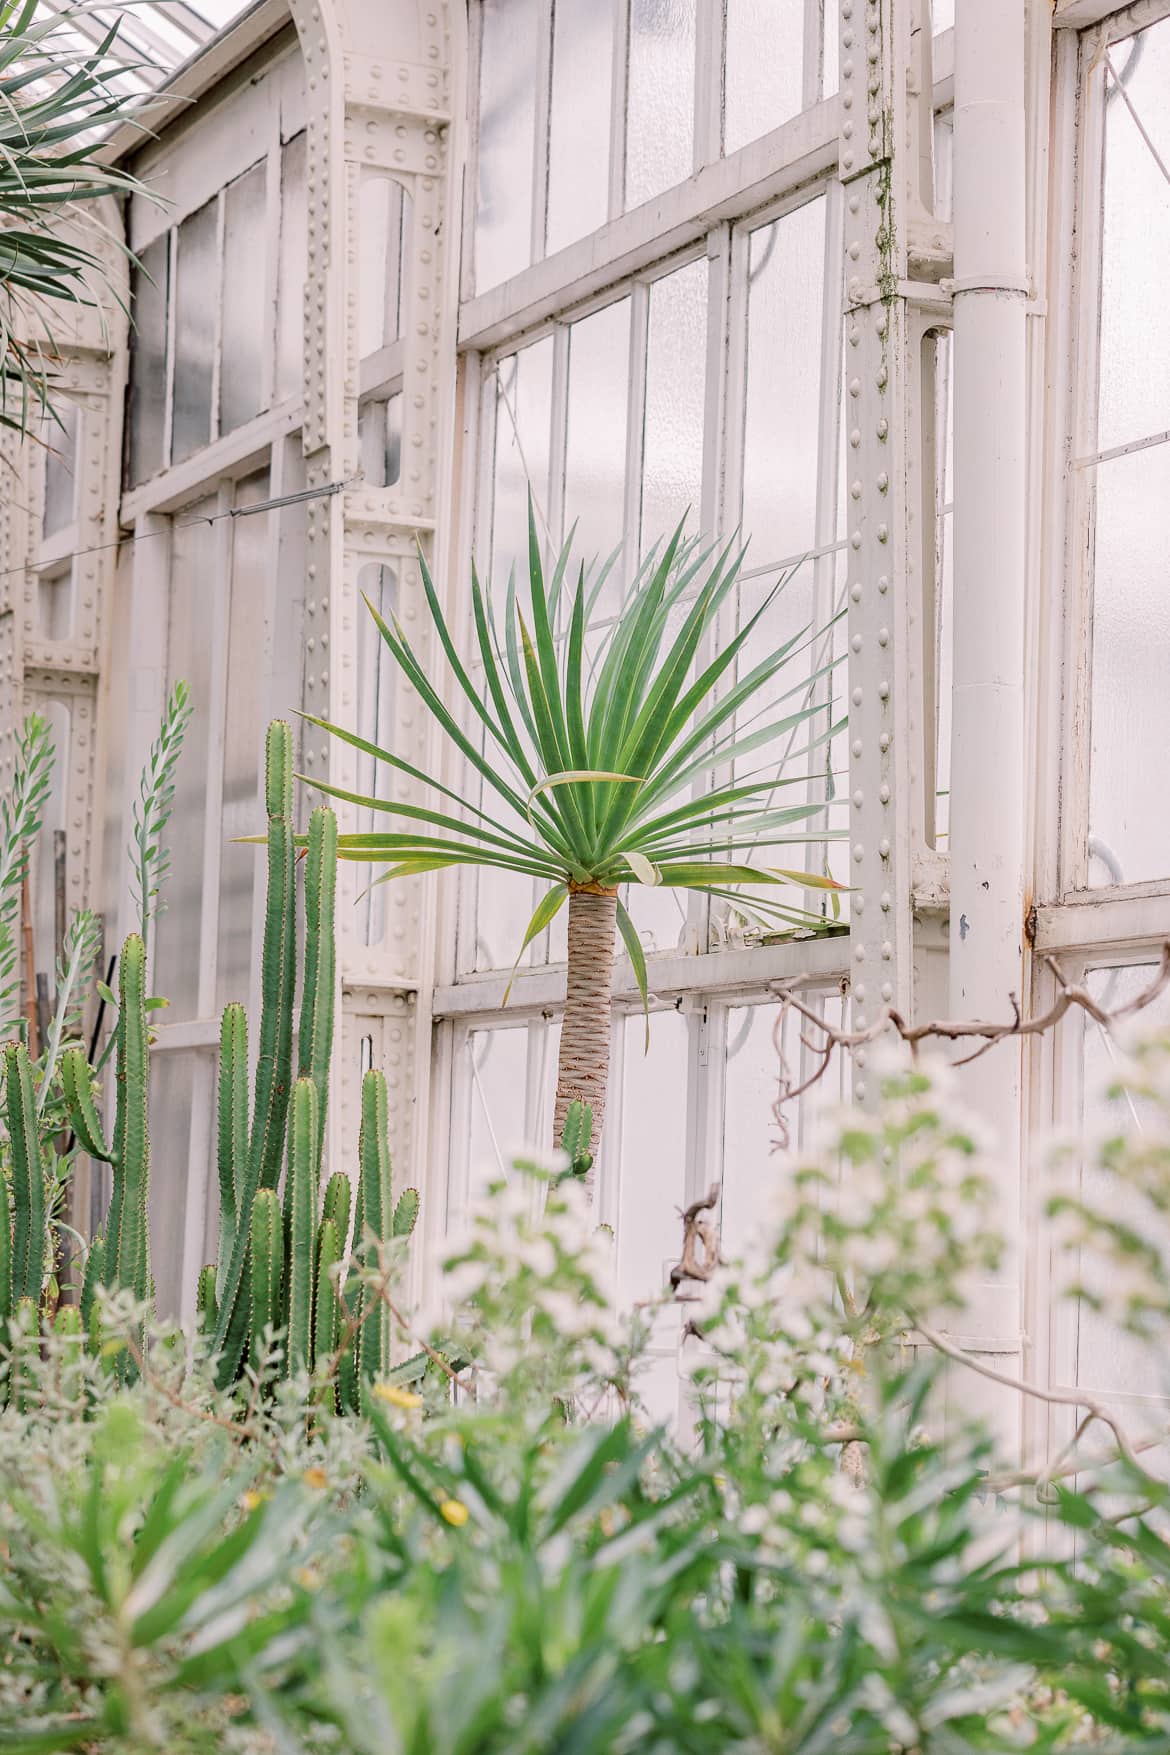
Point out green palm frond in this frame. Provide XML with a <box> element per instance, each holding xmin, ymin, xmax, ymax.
<box><xmin>0</xmin><ymin>0</ymin><xmax>153</xmax><ymax>434</ymax></box>
<box><xmin>312</xmin><ymin>501</ymin><xmax>846</xmax><ymax>984</ymax></box>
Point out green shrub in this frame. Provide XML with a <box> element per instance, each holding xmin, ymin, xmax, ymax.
<box><xmin>4</xmin><ymin>1039</ymin><xmax>1170</xmax><ymax>1749</ymax></box>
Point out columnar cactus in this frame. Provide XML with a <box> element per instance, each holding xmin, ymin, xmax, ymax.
<box><xmin>1</xmin><ymin>719</ymin><xmax>419</xmax><ymax>1409</ymax></box>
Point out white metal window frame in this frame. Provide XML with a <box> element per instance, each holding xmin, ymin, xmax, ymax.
<box><xmin>429</xmin><ymin>20</ymin><xmax>958</xmax><ymax>1276</ymax></box>
<box><xmin>1039</xmin><ymin>0</ymin><xmax>1170</xmax><ymax>941</ymax></box>
<box><xmin>460</xmin><ymin>0</ymin><xmax>843</xmax><ymax>305</ymax></box>
<box><xmin>1029</xmin><ymin>0</ymin><xmax>1170</xmax><ymax>1458</ymax></box>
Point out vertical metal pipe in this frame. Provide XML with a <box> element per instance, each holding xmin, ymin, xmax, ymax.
<box><xmin>949</xmin><ymin>0</ymin><xmax>1028</xmax><ymax>1053</ymax></box>
<box><xmin>948</xmin><ymin>0</ymin><xmax>1029</xmax><ymax>1381</ymax></box>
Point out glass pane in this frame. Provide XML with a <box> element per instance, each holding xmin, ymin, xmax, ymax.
<box><xmin>564</xmin><ymin>297</ymin><xmax>631</xmax><ymax>618</ymax></box>
<box><xmin>31</xmin><ymin>698</ymin><xmax>69</xmax><ymax>995</ymax></box>
<box><xmin>1097</xmin><ymin>17</ymin><xmax>1170</xmax><ymax>453</ymax></box>
<box><xmin>38</xmin><ymin>569</ymin><xmax>73</xmax><ymax>641</ymax></box>
<box><xmin>42</xmin><ymin>401</ymin><xmax>78</xmax><ymax>536</ymax></box>
<box><xmin>463</xmin><ymin>1025</ymin><xmax>529</xmax><ymax>1210</ymax></box>
<box><xmin>149</xmin><ymin>1051</ymin><xmax>195</xmax><ymax>1319</ymax></box>
<box><xmin>722</xmin><ymin>991</ymin><xmax>849</xmax><ymax>1259</ymax></box>
<box><xmin>359</xmin><ymin>176</ymin><xmax>410</xmax><ymax>357</ymax></box>
<box><xmin>724</xmin><ymin>0</ymin><xmax>805</xmax><ymax>156</ymax></box>
<box><xmin>740</xmin><ymin>198</ymin><xmax>826</xmax><ymax>564</ymax></box>
<box><xmin>276</xmin><ymin>132</ymin><xmax>307</xmax><ymax>401</ymax></box>
<box><xmin>127</xmin><ymin>236</ymin><xmax>169</xmax><ymax>487</ymax></box>
<box><xmin>358</xmin><ymin>394</ymin><xmax>403</xmax><ymax>488</ymax></box>
<box><xmin>615</xmin><ymin>1008</ymin><xmax>688</xmax><ymax>1309</ymax></box>
<box><xmin>1088</xmin><ymin>443</ymin><xmax>1170</xmax><ymax>887</ymax></box>
<box><xmin>154</xmin><ymin>496</ymin><xmax>217</xmax><ymax>1017</ymax></box>
<box><xmin>488</xmin><ymin>338</ymin><xmax>555</xmax><ymax>599</ymax></box>
<box><xmin>220</xmin><ymin>162</ymin><xmax>268</xmax><ymax>434</ymax></box>
<box><xmin>172</xmin><ymin>199</ymin><xmax>217</xmax><ymax>464</ymax></box>
<box><xmin>626</xmin><ymin>0</ymin><xmax>696</xmax><ymax>209</ymax></box>
<box><xmin>355</xmin><ymin>563</ymin><xmax>398</xmax><ymax>948</ymax></box>
<box><xmin>1075</xmin><ymin>966</ymin><xmax>1170</xmax><ymax>1397</ymax></box>
<box><xmin>217</xmin><ymin>473</ymin><xmax>270</xmax><ymax>1012</ymax></box>
<box><xmin>475</xmin><ymin>0</ymin><xmax>540</xmax><ymax>291</ymax></box>
<box><xmin>641</xmin><ymin>259</ymin><xmax>707</xmax><ymax>552</ymax></box>
<box><xmin>546</xmin><ymin>0</ymin><xmax>616</xmax><ymax>255</ymax></box>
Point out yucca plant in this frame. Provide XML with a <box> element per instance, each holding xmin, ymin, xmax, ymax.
<box><xmin>310</xmin><ymin>509</ymin><xmax>843</xmax><ymax>1149</ymax></box>
<box><xmin>0</xmin><ymin>0</ymin><xmax>149</xmax><ymax>434</ymax></box>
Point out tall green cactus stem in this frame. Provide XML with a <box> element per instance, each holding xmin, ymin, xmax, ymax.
<box><xmin>106</xmin><ymin>934</ymin><xmax>151</xmax><ymax>1301</ymax></box>
<box><xmin>297</xmin><ymin>805</ymin><xmax>337</xmax><ymax>1174</ymax></box>
<box><xmin>313</xmin><ymin>1217</ymin><xmax>340</xmax><ymax>1373</ymax></box>
<box><xmin>249</xmin><ymin>1189</ymin><xmax>282</xmax><ymax>1371</ymax></box>
<box><xmin>392</xmin><ymin>1187</ymin><xmax>420</xmax><ymax>1240</ymax></box>
<box><xmin>196</xmin><ymin>1264</ymin><xmax>218</xmax><ymax>1329</ymax></box>
<box><xmin>251</xmin><ymin>722</ymin><xmax>297</xmax><ymax>1194</ymax></box>
<box><xmin>321</xmin><ymin>1171</ymin><xmax>351</xmax><ymax>1260</ymax></box>
<box><xmin>79</xmin><ymin>1235</ymin><xmax>103</xmax><ymax>1333</ymax></box>
<box><xmin>356</xmin><ymin>1068</ymin><xmax>394</xmax><ymax>1383</ymax></box>
<box><xmin>0</xmin><ymin>1152</ymin><xmax>11</xmax><ymax>1368</ymax></box>
<box><xmin>285</xmin><ymin>1077</ymin><xmax>319</xmax><ymax>1375</ymax></box>
<box><xmin>5</xmin><ymin>1042</ymin><xmax>42</xmax><ymax>1308</ymax></box>
<box><xmin>214</xmin><ymin>1004</ymin><xmax>249</xmax><ymax>1301</ymax></box>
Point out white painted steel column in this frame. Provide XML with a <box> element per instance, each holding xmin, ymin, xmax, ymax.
<box><xmin>949</xmin><ymin>0</ymin><xmax>1028</xmax><ymax>1055</ymax></box>
<box><xmin>947</xmin><ymin>0</ymin><xmax>1029</xmax><ymax>1389</ymax></box>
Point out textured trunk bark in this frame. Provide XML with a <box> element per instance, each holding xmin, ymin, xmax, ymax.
<box><xmin>552</xmin><ymin>885</ymin><xmax>618</xmax><ymax>1167</ymax></box>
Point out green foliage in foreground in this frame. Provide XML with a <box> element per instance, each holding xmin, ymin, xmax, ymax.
<box><xmin>6</xmin><ymin>1042</ymin><xmax>1170</xmax><ymax>1750</ymax></box>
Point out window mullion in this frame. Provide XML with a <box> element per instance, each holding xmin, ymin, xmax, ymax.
<box><xmin>693</xmin><ymin>0</ymin><xmax>724</xmax><ymax>169</ymax></box>
<box><xmin>801</xmin><ymin>0</ymin><xmax>822</xmax><ymax>110</ymax></box>
<box><xmin>531</xmin><ymin>0</ymin><xmax>555</xmax><ymax>265</ymax></box>
<box><xmin>163</xmin><ymin>228</ymin><xmax>178</xmax><ymax>467</ymax></box>
<box><xmin>609</xmin><ymin>0</ymin><xmax>631</xmax><ymax>223</ymax></box>
<box><xmin>210</xmin><ymin>190</ymin><xmax>226</xmax><ymax>446</ymax></box>
<box><xmin>623</xmin><ymin>279</ymin><xmax>650</xmax><ymax>559</ymax></box>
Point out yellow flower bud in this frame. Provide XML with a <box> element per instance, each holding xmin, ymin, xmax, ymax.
<box><xmin>374</xmin><ymin>1382</ymin><xmax>424</xmax><ymax>1409</ymax></box>
<box><xmin>302</xmin><ymin>1467</ymin><xmax>328</xmax><ymax>1490</ymax></box>
<box><xmin>438</xmin><ymin>1497</ymin><xmax>469</xmax><ymax>1527</ymax></box>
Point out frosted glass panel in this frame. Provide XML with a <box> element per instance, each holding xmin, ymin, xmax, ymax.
<box><xmin>355</xmin><ymin>563</ymin><xmax>397</xmax><ymax>948</ymax></box>
<box><xmin>565</xmin><ymin>298</ymin><xmax>630</xmax><ymax>615</ymax></box>
<box><xmin>489</xmin><ymin>336</ymin><xmax>554</xmax><ymax>598</ymax></box>
<box><xmin>464</xmin><ymin>1026</ymin><xmax>529</xmax><ymax>1209</ymax></box>
<box><xmin>1088</xmin><ymin>444</ymin><xmax>1170</xmax><ymax>886</ymax></box>
<box><xmin>721</xmin><ymin>1000</ymin><xmax>792</xmax><ymax>1263</ymax></box>
<box><xmin>616</xmin><ymin>1009</ymin><xmax>688</xmax><ymax>1309</ymax></box>
<box><xmin>475</xmin><ymin>0</ymin><xmax>540</xmax><ymax>291</ymax></box>
<box><xmin>1075</xmin><ymin>967</ymin><xmax>1170</xmax><ymax>1397</ymax></box>
<box><xmin>149</xmin><ymin>1051</ymin><xmax>196</xmax><ymax>1319</ymax></box>
<box><xmin>127</xmin><ymin>236</ymin><xmax>169</xmax><ymax>486</ymax></box>
<box><xmin>172</xmin><ymin>198</ymin><xmax>217</xmax><ymax>464</ymax></box>
<box><xmin>546</xmin><ymin>0</ymin><xmax>616</xmax><ymax>254</ymax></box>
<box><xmin>626</xmin><ymin>0</ymin><xmax>695</xmax><ymax>210</ymax></box>
<box><xmin>217</xmin><ymin>473</ymin><xmax>270</xmax><ymax>1012</ymax></box>
<box><xmin>42</xmin><ymin>401</ymin><xmax>78</xmax><ymax>537</ymax></box>
<box><xmin>722</xmin><ymin>992</ymin><xmax>848</xmax><ymax>1259</ymax></box>
<box><xmin>220</xmin><ymin>162</ymin><xmax>267</xmax><ymax>435</ymax></box>
<box><xmin>741</xmin><ymin>198</ymin><xmax>825</xmax><ymax>564</ymax></box>
<box><xmin>1097</xmin><ymin>17</ymin><xmax>1170</xmax><ymax>452</ymax></box>
<box><xmin>359</xmin><ymin>177</ymin><xmax>410</xmax><ymax>357</ymax></box>
<box><xmin>724</xmin><ymin>0</ymin><xmax>804</xmax><ymax>156</ymax></box>
<box><xmin>641</xmin><ymin>259</ymin><xmax>707</xmax><ymax>550</ymax></box>
<box><xmin>359</xmin><ymin>395</ymin><xmax>402</xmax><ymax>489</ymax></box>
<box><xmin>154</xmin><ymin>497</ymin><xmax>217</xmax><ymax>1017</ymax></box>
<box><xmin>276</xmin><ymin>132</ymin><xmax>307</xmax><ymax>400</ymax></box>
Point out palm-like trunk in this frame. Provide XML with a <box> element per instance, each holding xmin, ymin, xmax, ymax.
<box><xmin>553</xmin><ymin>884</ymin><xmax>618</xmax><ymax>1162</ymax></box>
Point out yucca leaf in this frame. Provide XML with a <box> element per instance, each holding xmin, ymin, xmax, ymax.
<box><xmin>615</xmin><ymin>899</ymin><xmax>649</xmax><ymax>1048</ymax></box>
<box><xmin>502</xmin><ymin>884</ymin><xmax>569</xmax><ymax>1004</ymax></box>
